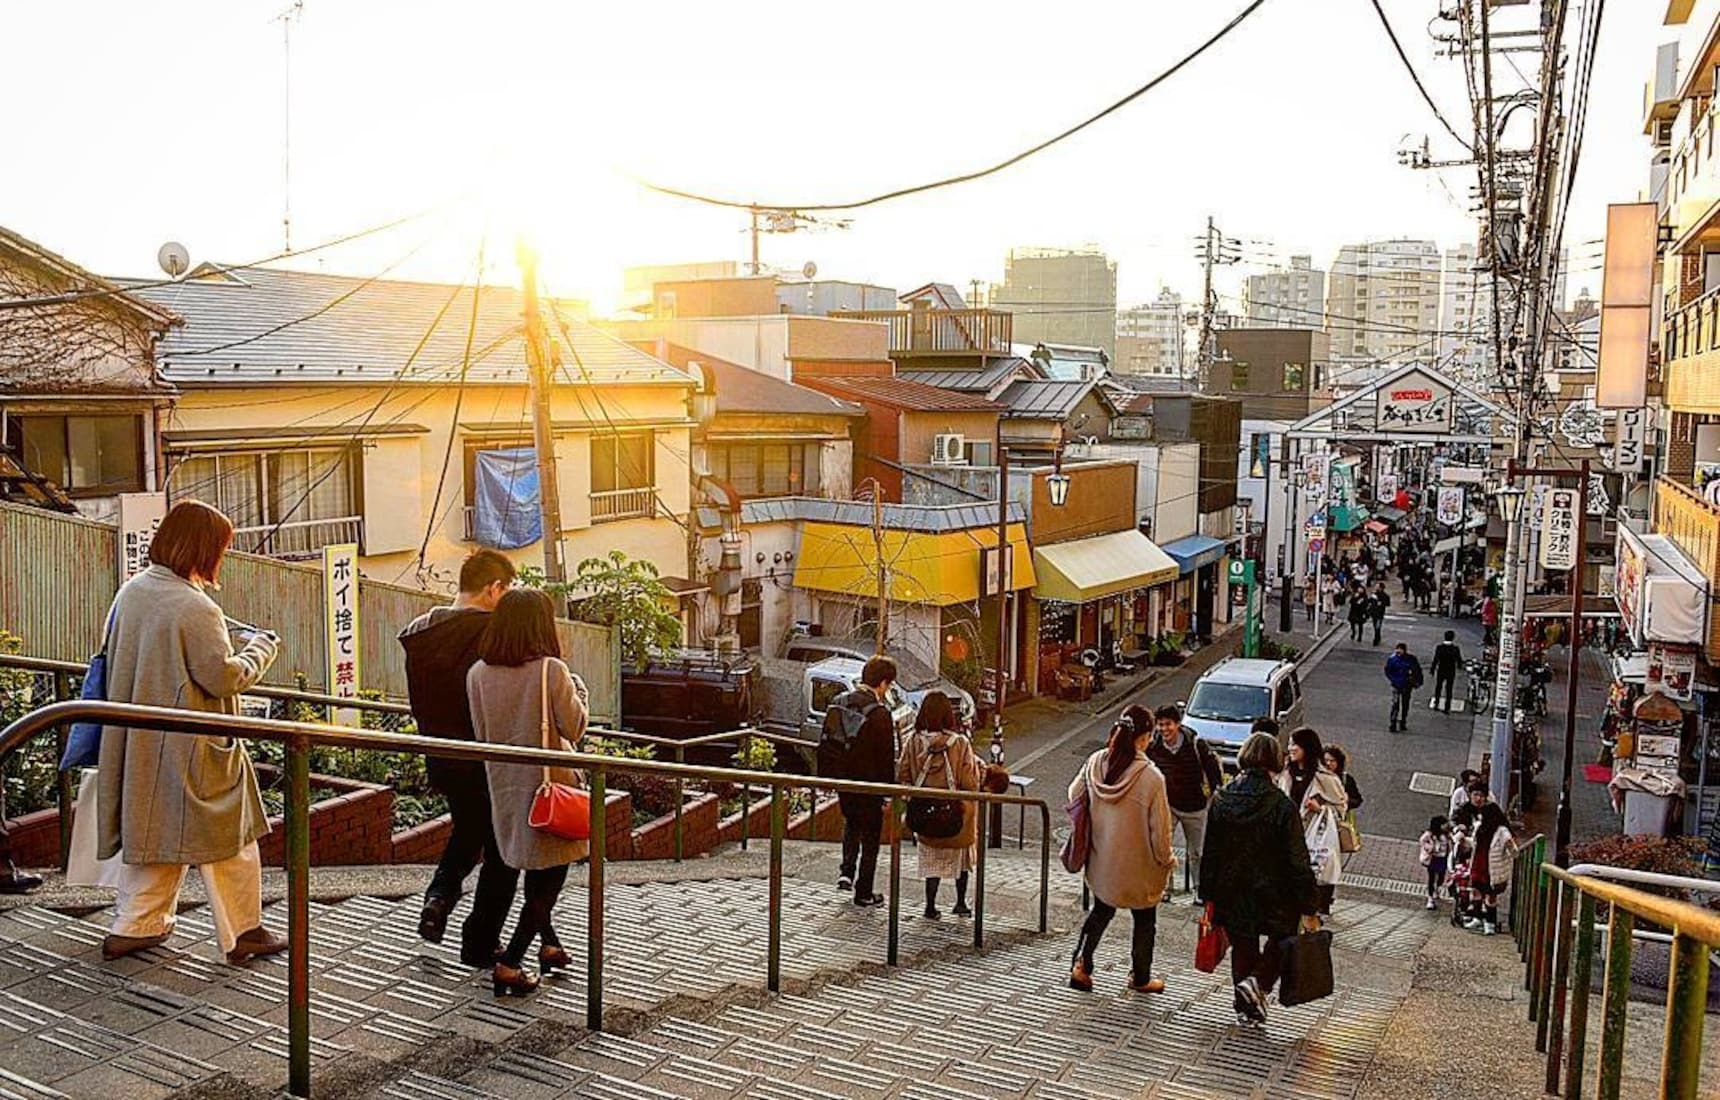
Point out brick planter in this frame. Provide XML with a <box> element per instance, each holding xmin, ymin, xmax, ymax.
<box><xmin>252</xmin><ymin>767</ymin><xmax>394</xmax><ymax>868</ymax></box>
<box><xmin>1</xmin><ymin>807</ymin><xmax>63</xmax><ymax>870</ymax></box>
<box><xmin>390</xmin><ymin>790</ymin><xmax>635</xmax><ymax>863</ymax></box>
<box><xmin>722</xmin><ymin>792</ymin><xmax>889</xmax><ymax>845</ymax></box>
<box><xmin>631</xmin><ymin>793</ymin><xmax>720</xmax><ymax>860</ymax></box>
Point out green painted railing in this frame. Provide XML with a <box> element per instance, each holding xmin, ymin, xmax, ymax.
<box><xmin>0</xmin><ymin>698</ymin><xmax>1053</xmax><ymax>1100</ymax></box>
<box><xmin>1511</xmin><ymin>837</ymin><xmax>1719</xmax><ymax>1099</ymax></box>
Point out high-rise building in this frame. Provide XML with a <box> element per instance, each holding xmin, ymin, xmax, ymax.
<box><xmin>990</xmin><ymin>246</ymin><xmax>1117</xmax><ymax>357</ymax></box>
<box><xmin>1324</xmin><ymin>239</ymin><xmax>1442</xmax><ymax>364</ymax></box>
<box><xmin>1439</xmin><ymin>243</ymin><xmax>1495</xmax><ymax>381</ymax></box>
<box><xmin>1243</xmin><ymin>255</ymin><xmax>1327</xmax><ymax>330</ymax></box>
<box><xmin>1115</xmin><ymin>288</ymin><xmax>1186</xmax><ymax>377</ymax></box>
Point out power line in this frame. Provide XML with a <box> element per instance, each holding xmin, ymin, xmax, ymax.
<box><xmin>416</xmin><ymin>240</ymin><xmax>487</xmax><ymax>573</ymax></box>
<box><xmin>634</xmin><ymin>0</ymin><xmax>1271</xmax><ymax>213</ymax></box>
<box><xmin>1365</xmin><ymin>0</ymin><xmax>1475</xmax><ymax>153</ymax></box>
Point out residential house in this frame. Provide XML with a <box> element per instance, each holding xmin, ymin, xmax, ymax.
<box><xmin>1020</xmin><ymin>342</ymin><xmax>1110</xmax><ymax>382</ymax></box>
<box><xmin>833</xmin><ymin>283</ymin><xmax>1016</xmax><ymax>371</ymax></box>
<box><xmin>0</xmin><ymin>226</ymin><xmax>179</xmax><ymax>521</ymax></box>
<box><xmin>1211</xmin><ymin>328</ymin><xmax>1332</xmax><ymax>420</ymax></box>
<box><xmin>131</xmin><ymin>266</ymin><xmax>697</xmax><ymax>597</ymax></box>
<box><xmin>794</xmin><ymin>374</ymin><xmax>1003</xmax><ymax>502</ymax></box>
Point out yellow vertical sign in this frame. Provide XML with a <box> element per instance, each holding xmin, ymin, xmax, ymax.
<box><xmin>322</xmin><ymin>543</ymin><xmax>361</xmax><ymax>726</ymax></box>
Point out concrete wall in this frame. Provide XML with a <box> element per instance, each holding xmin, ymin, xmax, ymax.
<box><xmin>899</xmin><ymin>410</ymin><xmax>1000</xmax><ymax>470</ymax></box>
<box><xmin>1084</xmin><ymin>442</ymin><xmax>1199</xmax><ymax>543</ymax></box>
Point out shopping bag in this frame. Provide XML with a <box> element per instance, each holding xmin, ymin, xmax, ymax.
<box><xmin>1305</xmin><ymin>807</ymin><xmax>1342</xmax><ymax>885</ymax></box>
<box><xmin>65</xmin><ymin>769</ymin><xmax>123</xmax><ymax>888</ymax></box>
<box><xmin>1194</xmin><ymin>902</ymin><xmax>1229</xmax><ymax>973</ymax></box>
<box><xmin>1338</xmin><ymin>810</ymin><xmax>1362</xmax><ymax>854</ymax></box>
<box><xmin>1277</xmin><ymin>929</ymin><xmax>1335</xmax><ymax>1006</ymax></box>
<box><xmin>1060</xmin><ymin>790</ymin><xmax>1091</xmax><ymax>874</ymax></box>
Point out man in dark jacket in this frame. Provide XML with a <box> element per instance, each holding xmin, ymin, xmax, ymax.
<box><xmin>1431</xmin><ymin>630</ymin><xmax>1463</xmax><ymax>713</ymax></box>
<box><xmin>824</xmin><ymin>655</ymin><xmax>898</xmax><ymax>907</ymax></box>
<box><xmin>1142</xmin><ymin>703</ymin><xmax>1223</xmax><ymax>902</ymax></box>
<box><xmin>1368</xmin><ymin>583</ymin><xmax>1391</xmax><ymax>646</ymax></box>
<box><xmin>1199</xmin><ymin>732</ymin><xmax>1320</xmax><ymax>1026</ymax></box>
<box><xmin>1346</xmin><ymin>586</ymin><xmax>1369</xmax><ymax>642</ymax></box>
<box><xmin>1384</xmin><ymin>643</ymin><xmax>1424</xmax><ymax>733</ymax></box>
<box><xmin>399</xmin><ymin>549</ymin><xmax>516</xmax><ymax>962</ymax></box>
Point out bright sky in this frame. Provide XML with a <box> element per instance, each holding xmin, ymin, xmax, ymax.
<box><xmin>0</xmin><ymin>1</ymin><xmax>1665</xmax><ymax>314</ymax></box>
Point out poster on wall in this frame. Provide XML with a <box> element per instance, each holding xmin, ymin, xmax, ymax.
<box><xmin>1436</xmin><ymin>486</ymin><xmax>1464</xmax><ymax>526</ymax></box>
<box><xmin>1302</xmin><ymin>453</ymin><xmax>1330</xmax><ymax>501</ymax></box>
<box><xmin>1615</xmin><ymin>526</ymin><xmax>1646</xmax><ymax>643</ymax></box>
<box><xmin>1540</xmin><ymin>487</ymin><xmax>1579</xmax><ymax>571</ymax></box>
<box><xmin>1646</xmin><ymin>642</ymin><xmax>1697</xmax><ymax>702</ymax></box>
<box><xmin>116</xmin><ymin>492</ymin><xmax>167</xmax><ymax>581</ymax></box>
<box><xmin>1375</xmin><ymin>368</ymin><xmax>1454</xmax><ymax>433</ymax></box>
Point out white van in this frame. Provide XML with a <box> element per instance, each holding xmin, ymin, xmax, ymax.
<box><xmin>1178</xmin><ymin>657</ymin><xmax>1304</xmax><ymax>767</ymax></box>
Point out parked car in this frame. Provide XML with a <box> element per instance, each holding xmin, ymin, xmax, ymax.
<box><xmin>782</xmin><ymin>633</ymin><xmax>977</xmax><ymax>729</ymax></box>
<box><xmin>1177</xmin><ymin>657</ymin><xmax>1303</xmax><ymax>770</ymax></box>
<box><xmin>757</xmin><ymin>656</ymin><xmax>918</xmax><ymax>771</ymax></box>
<box><xmin>619</xmin><ymin>651</ymin><xmax>761</xmax><ymax>766</ymax></box>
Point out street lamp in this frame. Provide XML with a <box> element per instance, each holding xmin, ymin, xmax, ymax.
<box><xmin>1495</xmin><ymin>484</ymin><xmax>1527</xmax><ymax>524</ymax></box>
<box><xmin>1047</xmin><ymin>472</ymin><xmax>1071</xmax><ymax>507</ymax></box>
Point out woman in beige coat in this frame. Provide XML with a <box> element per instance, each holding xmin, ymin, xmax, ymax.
<box><xmin>896</xmin><ymin>692</ymin><xmax>981</xmax><ymax>920</ymax></box>
<box><xmin>467</xmin><ymin>588</ymin><xmax>588</xmax><ymax>997</ymax></box>
<box><xmin>96</xmin><ymin>501</ymin><xmax>283</xmax><ymax>964</ymax></box>
<box><xmin>1068</xmin><ymin>711</ymin><xmax>1175</xmax><ymax>994</ymax></box>
<box><xmin>1276</xmin><ymin>726</ymin><xmax>1348</xmax><ymax>915</ymax></box>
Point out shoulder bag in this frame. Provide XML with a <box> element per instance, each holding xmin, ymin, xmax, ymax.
<box><xmin>60</xmin><ymin>605</ymin><xmax>118</xmax><ymax>771</ymax></box>
<box><xmin>1194</xmin><ymin>901</ymin><xmax>1229</xmax><ymax>973</ymax></box>
<box><xmin>905</xmin><ymin>740</ymin><xmax>964</xmax><ymax>839</ymax></box>
<box><xmin>527</xmin><ymin>659</ymin><xmax>592</xmax><ymax>841</ymax></box>
<box><xmin>1060</xmin><ymin>779</ymin><xmax>1092</xmax><ymax>874</ymax></box>
<box><xmin>1276</xmin><ymin>928</ymin><xmax>1335</xmax><ymax>1006</ymax></box>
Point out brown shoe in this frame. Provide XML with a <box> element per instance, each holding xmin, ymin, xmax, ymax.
<box><xmin>1126</xmin><ymin>972</ymin><xmax>1166</xmax><ymax>994</ymax></box>
<box><xmin>102</xmin><ymin>932</ymin><xmax>170</xmax><ymax>961</ymax></box>
<box><xmin>1069</xmin><ymin>958</ymin><xmax>1094</xmax><ymax>992</ymax></box>
<box><xmin>226</xmin><ymin>926</ymin><xmax>288</xmax><ymax>964</ymax></box>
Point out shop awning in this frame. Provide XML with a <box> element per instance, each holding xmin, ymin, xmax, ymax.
<box><xmin>1033</xmin><ymin>530</ymin><xmax>1180</xmax><ymax>604</ymax></box>
<box><xmin>793</xmin><ymin>521</ymin><xmax>1036</xmax><ymax>606</ymax></box>
<box><xmin>1521</xmin><ymin>594</ymin><xmax>1619</xmax><ymax>618</ymax></box>
<box><xmin>1161</xmin><ymin>534</ymin><xmax>1228</xmax><ymax>575</ymax></box>
<box><xmin>1374</xmin><ymin>505</ymin><xmax>1408</xmax><ymax>524</ymax></box>
<box><xmin>1329</xmin><ymin>505</ymin><xmax>1369</xmax><ymax>533</ymax></box>
<box><xmin>1364</xmin><ymin>520</ymin><xmax>1391</xmax><ymax>536</ymax></box>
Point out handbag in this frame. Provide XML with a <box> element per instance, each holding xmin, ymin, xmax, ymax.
<box><xmin>1194</xmin><ymin>902</ymin><xmax>1229</xmax><ymax>973</ymax></box>
<box><xmin>526</xmin><ymin>659</ymin><xmax>591</xmax><ymax>842</ymax></box>
<box><xmin>1305</xmin><ymin>807</ymin><xmax>1342</xmax><ymax>885</ymax></box>
<box><xmin>1276</xmin><ymin>928</ymin><xmax>1335</xmax><ymax>1006</ymax></box>
<box><xmin>906</xmin><ymin>742</ymin><xmax>963</xmax><ymax>840</ymax></box>
<box><xmin>1338</xmin><ymin>809</ymin><xmax>1362</xmax><ymax>854</ymax></box>
<box><xmin>60</xmin><ymin>605</ymin><xmax>118</xmax><ymax>771</ymax></box>
<box><xmin>1060</xmin><ymin>787</ymin><xmax>1092</xmax><ymax>873</ymax></box>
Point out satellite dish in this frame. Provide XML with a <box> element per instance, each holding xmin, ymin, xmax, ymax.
<box><xmin>801</xmin><ymin>261</ymin><xmax>818</xmax><ymax>280</ymax></box>
<box><xmin>157</xmin><ymin>242</ymin><xmax>190</xmax><ymax>278</ymax></box>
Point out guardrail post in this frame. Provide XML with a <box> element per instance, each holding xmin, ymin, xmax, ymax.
<box><xmin>1038</xmin><ymin>805</ymin><xmax>1051</xmax><ymax>933</ymax></box>
<box><xmin>1544</xmin><ymin>881</ymin><xmax>1574</xmax><ymax>1093</ymax></box>
<box><xmin>53</xmin><ymin>670</ymin><xmax>72</xmax><ymax>871</ymax></box>
<box><xmin>1596</xmin><ymin>906</ymin><xmax>1633</xmax><ymax>1100</ymax></box>
<box><xmin>1661</xmin><ymin>931</ymin><xmax>1710</xmax><ymax>1100</ymax></box>
<box><xmin>286</xmin><ymin>732</ymin><xmax>311</xmax><ymax>1100</ymax></box>
<box><xmin>587</xmin><ymin>767</ymin><xmax>606</xmax><ymax>1032</ymax></box>
<box><xmin>1563</xmin><ymin>890</ymin><xmax>1595</xmax><ymax>1099</ymax></box>
<box><xmin>740</xmin><ymin>735</ymin><xmax>751</xmax><ymax>852</ymax></box>
<box><xmin>673</xmin><ymin>745</ymin><xmax>684</xmax><ymax>863</ymax></box>
<box><xmin>1533</xmin><ymin>869</ymin><xmax>1557</xmax><ymax>1042</ymax></box>
<box><xmin>887</xmin><ymin>795</ymin><xmax>901</xmax><ymax>967</ymax></box>
<box><xmin>767</xmin><ymin>785</ymin><xmax>784</xmax><ymax>993</ymax></box>
<box><xmin>973</xmin><ymin>797</ymin><xmax>988</xmax><ymax>951</ymax></box>
<box><xmin>1527</xmin><ymin>866</ymin><xmax>1547</xmax><ymax>1005</ymax></box>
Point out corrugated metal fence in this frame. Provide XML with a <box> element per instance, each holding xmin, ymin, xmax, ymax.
<box><xmin>0</xmin><ymin>501</ymin><xmax>620</xmax><ymax>721</ymax></box>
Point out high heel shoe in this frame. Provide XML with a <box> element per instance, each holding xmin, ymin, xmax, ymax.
<box><xmin>538</xmin><ymin>945</ymin><xmax>573</xmax><ymax>973</ymax></box>
<box><xmin>492</xmin><ymin>963</ymin><xmax>539</xmax><ymax>997</ymax></box>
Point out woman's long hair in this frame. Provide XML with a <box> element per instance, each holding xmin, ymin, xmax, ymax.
<box><xmin>1102</xmin><ymin>712</ymin><xmax>1141</xmax><ymax>785</ymax></box>
<box><xmin>1288</xmin><ymin>726</ymin><xmax>1324</xmax><ymax>778</ymax></box>
<box><xmin>478</xmin><ymin>588</ymin><xmax>561</xmax><ymax>667</ymax></box>
<box><xmin>915</xmin><ymin>691</ymin><xmax>958</xmax><ymax>733</ymax></box>
<box><xmin>1475</xmin><ymin>801</ymin><xmax>1509</xmax><ymax>852</ymax></box>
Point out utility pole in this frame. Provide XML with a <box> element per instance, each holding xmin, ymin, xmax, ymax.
<box><xmin>518</xmin><ymin>241</ymin><xmax>567</xmax><ymax>587</ymax></box>
<box><xmin>872</xmin><ymin>488</ymin><xmax>887</xmax><ymax>653</ymax></box>
<box><xmin>749</xmin><ymin>206</ymin><xmax>761</xmax><ymax>276</ymax></box>
<box><xmin>1195</xmin><ymin>217</ymin><xmax>1240</xmax><ymax>389</ymax></box>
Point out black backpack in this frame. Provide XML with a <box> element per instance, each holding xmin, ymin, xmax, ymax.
<box><xmin>818</xmin><ymin>695</ymin><xmax>879</xmax><ymax>779</ymax></box>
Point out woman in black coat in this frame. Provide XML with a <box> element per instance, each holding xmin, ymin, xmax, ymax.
<box><xmin>1199</xmin><ymin>728</ymin><xmax>1321</xmax><ymax>1027</ymax></box>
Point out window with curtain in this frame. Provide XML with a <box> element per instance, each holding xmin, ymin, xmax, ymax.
<box><xmin>708</xmin><ymin>442</ymin><xmax>821</xmax><ymax>498</ymax></box>
<box><xmin>169</xmin><ymin>447</ymin><xmax>356</xmax><ymax>534</ymax></box>
<box><xmin>591</xmin><ymin>432</ymin><xmax>654</xmax><ymax>493</ymax></box>
<box><xmin>15</xmin><ymin>414</ymin><xmax>142</xmax><ymax>494</ymax></box>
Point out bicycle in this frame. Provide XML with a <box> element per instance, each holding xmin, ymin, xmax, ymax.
<box><xmin>1463</xmin><ymin>661</ymin><xmax>1491</xmax><ymax>712</ymax></box>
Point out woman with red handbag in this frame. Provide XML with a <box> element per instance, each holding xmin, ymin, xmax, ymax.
<box><xmin>468</xmin><ymin>589</ymin><xmax>589</xmax><ymax>997</ymax></box>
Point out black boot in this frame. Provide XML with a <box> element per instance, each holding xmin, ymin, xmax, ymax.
<box><xmin>924</xmin><ymin>878</ymin><xmax>941</xmax><ymax>920</ymax></box>
<box><xmin>1069</xmin><ymin>930</ymin><xmax>1095</xmax><ymax>991</ymax></box>
<box><xmin>952</xmin><ymin>872</ymin><xmax>972</xmax><ymax>917</ymax></box>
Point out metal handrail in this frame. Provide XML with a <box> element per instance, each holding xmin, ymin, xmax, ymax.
<box><xmin>1511</xmin><ymin>838</ymin><xmax>1718</xmax><ymax>1100</ymax></box>
<box><xmin>0</xmin><ymin>698</ymin><xmax>1052</xmax><ymax>1100</ymax></box>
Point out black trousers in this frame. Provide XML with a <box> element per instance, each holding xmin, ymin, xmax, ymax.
<box><xmin>502</xmin><ymin>865</ymin><xmax>568</xmax><ymax>967</ymax></box>
<box><xmin>1348</xmin><ymin>618</ymin><xmax>1364</xmax><ymax>641</ymax></box>
<box><xmin>1229</xmin><ymin>923</ymin><xmax>1294</xmax><ymax>996</ymax></box>
<box><xmin>1433</xmin><ymin>671</ymin><xmax>1456</xmax><ymax>710</ymax></box>
<box><xmin>427</xmin><ymin>774</ymin><xmax>520</xmax><ymax>961</ymax></box>
<box><xmin>838</xmin><ymin>794</ymin><xmax>884</xmax><ymax>899</ymax></box>
<box><xmin>1078</xmin><ymin>901</ymin><xmax>1158</xmax><ymax>980</ymax></box>
<box><xmin>1390</xmin><ymin>688</ymin><xmax>1413</xmax><ymax>728</ymax></box>
<box><xmin>1370</xmin><ymin>617</ymin><xmax>1384</xmax><ymax>645</ymax></box>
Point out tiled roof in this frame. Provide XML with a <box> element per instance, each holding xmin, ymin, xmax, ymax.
<box><xmin>633</xmin><ymin>342</ymin><xmax>863</xmax><ymax>417</ymax></box>
<box><xmin>126</xmin><ymin>266</ymin><xmax>691</xmax><ymax>387</ymax></box>
<box><xmin>798</xmin><ymin>375</ymin><xmax>1002</xmax><ymax>413</ymax></box>
<box><xmin>997</xmin><ymin>378</ymin><xmax>1094</xmax><ymax>420</ymax></box>
<box><xmin>898</xmin><ymin>356</ymin><xmax>1040</xmax><ymax>395</ymax></box>
<box><xmin>0</xmin><ymin>225</ymin><xmax>179</xmax><ymax>328</ymax></box>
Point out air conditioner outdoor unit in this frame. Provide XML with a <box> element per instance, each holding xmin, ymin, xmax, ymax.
<box><xmin>931</xmin><ymin>433</ymin><xmax>967</xmax><ymax>465</ymax></box>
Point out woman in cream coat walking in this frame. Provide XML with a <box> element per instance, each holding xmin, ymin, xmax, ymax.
<box><xmin>1068</xmin><ymin>711</ymin><xmax>1175</xmax><ymax>994</ymax></box>
<box><xmin>96</xmin><ymin>501</ymin><xmax>284</xmax><ymax>964</ymax></box>
<box><xmin>897</xmin><ymin>692</ymin><xmax>982</xmax><ymax>920</ymax></box>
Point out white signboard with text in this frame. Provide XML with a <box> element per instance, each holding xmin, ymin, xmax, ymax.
<box><xmin>323</xmin><ymin>544</ymin><xmax>361</xmax><ymax>726</ymax></box>
<box><xmin>1436</xmin><ymin>486</ymin><xmax>1464</xmax><ymax>526</ymax></box>
<box><xmin>1540</xmin><ymin>488</ymin><xmax>1579</xmax><ymax>571</ymax></box>
<box><xmin>1302</xmin><ymin>453</ymin><xmax>1330</xmax><ymax>502</ymax></box>
<box><xmin>1376</xmin><ymin>369</ymin><xmax>1454</xmax><ymax>433</ymax></box>
<box><xmin>117</xmin><ymin>492</ymin><xmax>167</xmax><ymax>581</ymax></box>
<box><xmin>1612</xmin><ymin>407</ymin><xmax>1649</xmax><ymax>473</ymax></box>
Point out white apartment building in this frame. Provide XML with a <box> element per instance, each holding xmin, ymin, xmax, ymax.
<box><xmin>1439</xmin><ymin>243</ymin><xmax>1494</xmax><ymax>381</ymax></box>
<box><xmin>1115</xmin><ymin>288</ymin><xmax>1186</xmax><ymax>376</ymax></box>
<box><xmin>1325</xmin><ymin>239</ymin><xmax>1442</xmax><ymax>364</ymax></box>
<box><xmin>1243</xmin><ymin>255</ymin><xmax>1326</xmax><ymax>330</ymax></box>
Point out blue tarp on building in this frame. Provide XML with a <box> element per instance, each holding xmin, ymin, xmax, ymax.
<box><xmin>1161</xmin><ymin>534</ymin><xmax>1228</xmax><ymax>575</ymax></box>
<box><xmin>473</xmin><ymin>447</ymin><xmax>542</xmax><ymax>549</ymax></box>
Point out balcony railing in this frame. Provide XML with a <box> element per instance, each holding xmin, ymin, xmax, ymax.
<box><xmin>591</xmin><ymin>486</ymin><xmax>656</xmax><ymax>523</ymax></box>
<box><xmin>1653</xmin><ymin>475</ymin><xmax>1720</xmax><ymax>661</ymax></box>
<box><xmin>233</xmin><ymin>516</ymin><xmax>363</xmax><ymax>560</ymax></box>
<box><xmin>834</xmin><ymin>308</ymin><xmax>1013</xmax><ymax>356</ymax></box>
<box><xmin>1662</xmin><ymin>289</ymin><xmax>1720</xmax><ymax>412</ymax></box>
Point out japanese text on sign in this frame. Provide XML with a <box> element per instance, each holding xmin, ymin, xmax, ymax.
<box><xmin>1374</xmin><ymin>370</ymin><xmax>1454</xmax><ymax>433</ymax></box>
<box><xmin>1540</xmin><ymin>487</ymin><xmax>1579</xmax><ymax>571</ymax></box>
<box><xmin>117</xmin><ymin>492</ymin><xmax>167</xmax><ymax>581</ymax></box>
<box><xmin>1436</xmin><ymin>486</ymin><xmax>1463</xmax><ymax>526</ymax></box>
<box><xmin>1302</xmin><ymin>453</ymin><xmax>1329</xmax><ymax>502</ymax></box>
<box><xmin>1612</xmin><ymin>407</ymin><xmax>1647</xmax><ymax>473</ymax></box>
<box><xmin>323</xmin><ymin>544</ymin><xmax>362</xmax><ymax>715</ymax></box>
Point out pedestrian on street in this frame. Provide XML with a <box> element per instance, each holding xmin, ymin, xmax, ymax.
<box><xmin>1384</xmin><ymin>643</ymin><xmax>1424</xmax><ymax>732</ymax></box>
<box><xmin>1322</xmin><ymin>744</ymin><xmax>1363</xmax><ymax>849</ymax></box>
<box><xmin>1278</xmin><ymin>727</ymin><xmax>1347</xmax><ymax>915</ymax></box>
<box><xmin>820</xmin><ymin>655</ymin><xmax>898</xmax><ymax>908</ymax></box>
<box><xmin>1368</xmin><ymin>582</ymin><xmax>1391</xmax><ymax>646</ymax></box>
<box><xmin>1320</xmin><ymin>576</ymin><xmax>1339</xmax><ymax>628</ymax></box>
<box><xmin>1200</xmin><ymin>731</ymin><xmax>1321</xmax><ymax>1027</ymax></box>
<box><xmin>1465</xmin><ymin>800</ymin><xmax>1517</xmax><ymax>936</ymax></box>
<box><xmin>400</xmin><ymin>548</ymin><xmax>519</xmax><ymax>964</ymax></box>
<box><xmin>1430</xmin><ymin>630</ymin><xmax>1462</xmax><ymax>713</ymax></box>
<box><xmin>95</xmin><ymin>500</ymin><xmax>286</xmax><ymax>964</ymax></box>
<box><xmin>1068</xmin><ymin>711</ymin><xmax>1174</xmax><ymax>995</ymax></box>
<box><xmin>1347</xmin><ymin>585</ymin><xmax>1370</xmax><ymax>642</ymax></box>
<box><xmin>1419</xmin><ymin>815</ymin><xmax>1452</xmax><ymax>911</ymax></box>
<box><xmin>1139</xmin><ymin>703</ymin><xmax>1223</xmax><ymax>902</ymax></box>
<box><xmin>1451</xmin><ymin>779</ymin><xmax>1492</xmax><ymax>834</ymax></box>
<box><xmin>467</xmin><ymin>588</ymin><xmax>590</xmax><ymax>997</ymax></box>
<box><xmin>1302</xmin><ymin>576</ymin><xmax>1318</xmax><ymax>625</ymax></box>
<box><xmin>1481</xmin><ymin>595</ymin><xmax>1500</xmax><ymax>647</ymax></box>
<box><xmin>897</xmin><ymin>692</ymin><xmax>980</xmax><ymax>920</ymax></box>
<box><xmin>1449</xmin><ymin>769</ymin><xmax>1482</xmax><ymax>820</ymax></box>
<box><xmin>1353</xmin><ymin>559</ymin><xmax>1371</xmax><ymax>589</ymax></box>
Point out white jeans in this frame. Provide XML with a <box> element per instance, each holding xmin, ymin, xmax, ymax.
<box><xmin>110</xmin><ymin>841</ymin><xmax>262</xmax><ymax>955</ymax></box>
